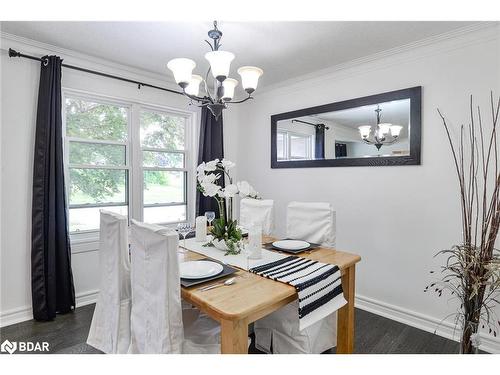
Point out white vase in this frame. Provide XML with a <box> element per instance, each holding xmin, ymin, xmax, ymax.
<box><xmin>213</xmin><ymin>239</ymin><xmax>228</xmax><ymax>251</ymax></box>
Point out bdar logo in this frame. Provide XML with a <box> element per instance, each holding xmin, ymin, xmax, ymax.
<box><xmin>1</xmin><ymin>339</ymin><xmax>17</xmax><ymax>354</ymax></box>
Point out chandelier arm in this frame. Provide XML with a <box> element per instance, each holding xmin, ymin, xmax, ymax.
<box><xmin>202</xmin><ymin>68</ymin><xmax>216</xmax><ymax>103</ymax></box>
<box><xmin>204</xmin><ymin>39</ymin><xmax>215</xmax><ymax>51</ymax></box>
<box><xmin>362</xmin><ymin>136</ymin><xmax>399</xmax><ymax>146</ymax></box>
<box><xmin>182</xmin><ymin>91</ymin><xmax>212</xmax><ymax>104</ymax></box>
<box><xmin>225</xmin><ymin>95</ymin><xmax>254</xmax><ymax>105</ymax></box>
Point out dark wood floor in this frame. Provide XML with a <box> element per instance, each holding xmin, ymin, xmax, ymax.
<box><xmin>0</xmin><ymin>304</ymin><xmax>460</xmax><ymax>354</ymax></box>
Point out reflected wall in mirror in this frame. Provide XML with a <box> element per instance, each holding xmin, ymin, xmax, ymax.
<box><xmin>271</xmin><ymin>86</ymin><xmax>421</xmax><ymax>168</ymax></box>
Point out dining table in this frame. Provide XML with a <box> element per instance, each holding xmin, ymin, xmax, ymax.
<box><xmin>179</xmin><ymin>235</ymin><xmax>361</xmax><ymax>354</ymax></box>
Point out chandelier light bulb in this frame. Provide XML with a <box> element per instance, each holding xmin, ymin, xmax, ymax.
<box><xmin>205</xmin><ymin>51</ymin><xmax>235</xmax><ymax>81</ymax></box>
<box><xmin>391</xmin><ymin>125</ymin><xmax>403</xmax><ymax>137</ymax></box>
<box><xmin>378</xmin><ymin>123</ymin><xmax>392</xmax><ymax>137</ymax></box>
<box><xmin>358</xmin><ymin>126</ymin><xmax>371</xmax><ymax>139</ymax></box>
<box><xmin>185</xmin><ymin>75</ymin><xmax>203</xmax><ymax>96</ymax></box>
<box><xmin>222</xmin><ymin>78</ymin><xmax>238</xmax><ymax>100</ymax></box>
<box><xmin>237</xmin><ymin>66</ymin><xmax>263</xmax><ymax>94</ymax></box>
<box><xmin>167</xmin><ymin>58</ymin><xmax>196</xmax><ymax>88</ymax></box>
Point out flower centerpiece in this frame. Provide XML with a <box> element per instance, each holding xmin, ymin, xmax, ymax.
<box><xmin>197</xmin><ymin>158</ymin><xmax>258</xmax><ymax>255</ymax></box>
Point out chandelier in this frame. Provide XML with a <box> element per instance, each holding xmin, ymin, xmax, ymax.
<box><xmin>358</xmin><ymin>105</ymin><xmax>403</xmax><ymax>150</ymax></box>
<box><xmin>167</xmin><ymin>21</ymin><xmax>263</xmax><ymax>119</ymax></box>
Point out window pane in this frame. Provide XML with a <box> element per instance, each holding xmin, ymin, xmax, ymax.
<box><xmin>140</xmin><ymin>111</ymin><xmax>185</xmax><ymax>150</ymax></box>
<box><xmin>69</xmin><ymin>142</ymin><xmax>126</xmax><ymax>166</ymax></box>
<box><xmin>69</xmin><ymin>168</ymin><xmax>127</xmax><ymax>205</ymax></box>
<box><xmin>69</xmin><ymin>205</ymin><xmax>128</xmax><ymax>232</ymax></box>
<box><xmin>144</xmin><ymin>205</ymin><xmax>186</xmax><ymax>224</ymax></box>
<box><xmin>65</xmin><ymin>97</ymin><xmax>128</xmax><ymax>141</ymax></box>
<box><xmin>142</xmin><ymin>151</ymin><xmax>184</xmax><ymax>168</ymax></box>
<box><xmin>143</xmin><ymin>171</ymin><xmax>185</xmax><ymax>204</ymax></box>
<box><xmin>290</xmin><ymin>135</ymin><xmax>309</xmax><ymax>159</ymax></box>
<box><xmin>277</xmin><ymin>132</ymin><xmax>286</xmax><ymax>160</ymax></box>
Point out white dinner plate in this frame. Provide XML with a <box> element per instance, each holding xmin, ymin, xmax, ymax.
<box><xmin>272</xmin><ymin>240</ymin><xmax>310</xmax><ymax>251</ymax></box>
<box><xmin>180</xmin><ymin>261</ymin><xmax>224</xmax><ymax>279</ymax></box>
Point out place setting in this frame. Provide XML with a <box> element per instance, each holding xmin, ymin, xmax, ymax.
<box><xmin>179</xmin><ymin>259</ymin><xmax>239</xmax><ymax>288</ymax></box>
<box><xmin>263</xmin><ymin>239</ymin><xmax>320</xmax><ymax>254</ymax></box>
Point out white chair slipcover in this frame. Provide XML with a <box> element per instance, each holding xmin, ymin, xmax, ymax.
<box><xmin>128</xmin><ymin>220</ymin><xmax>220</xmax><ymax>354</ymax></box>
<box><xmin>286</xmin><ymin>201</ymin><xmax>336</xmax><ymax>247</ymax></box>
<box><xmin>254</xmin><ymin>201</ymin><xmax>337</xmax><ymax>353</ymax></box>
<box><xmin>239</xmin><ymin>198</ymin><xmax>274</xmax><ymax>236</ymax></box>
<box><xmin>87</xmin><ymin>210</ymin><xmax>131</xmax><ymax>354</ymax></box>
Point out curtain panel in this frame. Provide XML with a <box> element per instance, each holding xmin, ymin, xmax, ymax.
<box><xmin>196</xmin><ymin>107</ymin><xmax>225</xmax><ymax>217</ymax></box>
<box><xmin>31</xmin><ymin>55</ymin><xmax>75</xmax><ymax>321</ymax></box>
<box><xmin>315</xmin><ymin>126</ymin><xmax>325</xmax><ymax>159</ymax></box>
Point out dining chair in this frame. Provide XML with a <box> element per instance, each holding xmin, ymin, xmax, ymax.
<box><xmin>239</xmin><ymin>198</ymin><xmax>274</xmax><ymax>235</ymax></box>
<box><xmin>128</xmin><ymin>219</ymin><xmax>220</xmax><ymax>354</ymax></box>
<box><xmin>254</xmin><ymin>201</ymin><xmax>337</xmax><ymax>354</ymax></box>
<box><xmin>87</xmin><ymin>210</ymin><xmax>131</xmax><ymax>354</ymax></box>
<box><xmin>286</xmin><ymin>201</ymin><xmax>336</xmax><ymax>247</ymax></box>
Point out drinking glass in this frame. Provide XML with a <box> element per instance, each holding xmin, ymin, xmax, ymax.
<box><xmin>177</xmin><ymin>222</ymin><xmax>193</xmax><ymax>252</ymax></box>
<box><xmin>205</xmin><ymin>211</ymin><xmax>216</xmax><ymax>226</ymax></box>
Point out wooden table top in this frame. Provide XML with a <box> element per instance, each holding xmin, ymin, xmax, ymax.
<box><xmin>180</xmin><ymin>237</ymin><xmax>361</xmax><ymax>323</ymax></box>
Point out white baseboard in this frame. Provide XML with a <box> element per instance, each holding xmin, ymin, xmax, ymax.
<box><xmin>0</xmin><ymin>289</ymin><xmax>99</xmax><ymax>328</ymax></box>
<box><xmin>355</xmin><ymin>294</ymin><xmax>500</xmax><ymax>354</ymax></box>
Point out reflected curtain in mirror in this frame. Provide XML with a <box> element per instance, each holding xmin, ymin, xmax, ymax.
<box><xmin>31</xmin><ymin>55</ymin><xmax>75</xmax><ymax>321</ymax></box>
<box><xmin>315</xmin><ymin>125</ymin><xmax>325</xmax><ymax>159</ymax></box>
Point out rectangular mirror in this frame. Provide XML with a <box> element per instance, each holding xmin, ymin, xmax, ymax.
<box><xmin>271</xmin><ymin>86</ymin><xmax>421</xmax><ymax>168</ymax></box>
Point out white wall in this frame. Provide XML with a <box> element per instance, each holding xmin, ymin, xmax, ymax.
<box><xmin>0</xmin><ymin>33</ymin><xmax>239</xmax><ymax>326</ymax></box>
<box><xmin>235</xmin><ymin>25</ymin><xmax>500</xmax><ymax>352</ymax></box>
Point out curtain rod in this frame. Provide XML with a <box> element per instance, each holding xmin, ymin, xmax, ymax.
<box><xmin>292</xmin><ymin>119</ymin><xmax>330</xmax><ymax>130</ymax></box>
<box><xmin>8</xmin><ymin>48</ymin><xmax>184</xmax><ymax>96</ymax></box>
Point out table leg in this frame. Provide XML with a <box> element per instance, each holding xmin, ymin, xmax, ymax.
<box><xmin>337</xmin><ymin>264</ymin><xmax>355</xmax><ymax>354</ymax></box>
<box><xmin>220</xmin><ymin>318</ymin><xmax>249</xmax><ymax>354</ymax></box>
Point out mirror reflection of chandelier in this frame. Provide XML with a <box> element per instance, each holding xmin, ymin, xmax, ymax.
<box><xmin>358</xmin><ymin>105</ymin><xmax>403</xmax><ymax>150</ymax></box>
<box><xmin>166</xmin><ymin>21</ymin><xmax>263</xmax><ymax>119</ymax></box>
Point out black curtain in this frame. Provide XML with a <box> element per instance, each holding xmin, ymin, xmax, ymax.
<box><xmin>315</xmin><ymin>125</ymin><xmax>325</xmax><ymax>159</ymax></box>
<box><xmin>31</xmin><ymin>55</ymin><xmax>75</xmax><ymax>321</ymax></box>
<box><xmin>196</xmin><ymin>107</ymin><xmax>225</xmax><ymax>217</ymax></box>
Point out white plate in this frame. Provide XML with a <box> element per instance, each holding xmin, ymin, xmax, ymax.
<box><xmin>180</xmin><ymin>261</ymin><xmax>224</xmax><ymax>279</ymax></box>
<box><xmin>272</xmin><ymin>240</ymin><xmax>310</xmax><ymax>251</ymax></box>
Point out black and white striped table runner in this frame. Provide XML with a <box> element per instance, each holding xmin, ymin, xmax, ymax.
<box><xmin>250</xmin><ymin>255</ymin><xmax>347</xmax><ymax>330</ymax></box>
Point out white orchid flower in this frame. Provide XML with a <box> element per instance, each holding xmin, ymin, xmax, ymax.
<box><xmin>200</xmin><ymin>182</ymin><xmax>221</xmax><ymax>197</ymax></box>
<box><xmin>223</xmin><ymin>184</ymin><xmax>239</xmax><ymax>198</ymax></box>
<box><xmin>199</xmin><ymin>173</ymin><xmax>219</xmax><ymax>184</ymax></box>
<box><xmin>204</xmin><ymin>159</ymin><xmax>219</xmax><ymax>172</ymax></box>
<box><xmin>196</xmin><ymin>162</ymin><xmax>206</xmax><ymax>174</ymax></box>
<box><xmin>220</xmin><ymin>159</ymin><xmax>235</xmax><ymax>170</ymax></box>
<box><xmin>237</xmin><ymin>181</ymin><xmax>259</xmax><ymax>198</ymax></box>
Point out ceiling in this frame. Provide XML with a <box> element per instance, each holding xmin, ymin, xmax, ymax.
<box><xmin>1</xmin><ymin>21</ymin><xmax>476</xmax><ymax>87</ymax></box>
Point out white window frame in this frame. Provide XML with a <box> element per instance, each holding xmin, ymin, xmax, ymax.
<box><xmin>276</xmin><ymin>129</ymin><xmax>314</xmax><ymax>161</ymax></box>
<box><xmin>62</xmin><ymin>88</ymin><xmax>197</xmax><ymax>242</ymax></box>
<box><xmin>138</xmin><ymin>104</ymin><xmax>194</xmax><ymax>226</ymax></box>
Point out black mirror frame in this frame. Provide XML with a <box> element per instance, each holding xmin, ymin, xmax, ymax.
<box><xmin>270</xmin><ymin>86</ymin><xmax>422</xmax><ymax>168</ymax></box>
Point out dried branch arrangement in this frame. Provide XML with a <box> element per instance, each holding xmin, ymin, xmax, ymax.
<box><xmin>426</xmin><ymin>93</ymin><xmax>500</xmax><ymax>353</ymax></box>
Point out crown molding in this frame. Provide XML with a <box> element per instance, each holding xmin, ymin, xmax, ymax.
<box><xmin>0</xmin><ymin>31</ymin><xmax>179</xmax><ymax>90</ymax></box>
<box><xmin>256</xmin><ymin>22</ymin><xmax>499</xmax><ymax>96</ymax></box>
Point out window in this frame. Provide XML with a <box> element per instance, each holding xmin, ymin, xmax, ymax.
<box><xmin>140</xmin><ymin>110</ymin><xmax>188</xmax><ymax>224</ymax></box>
<box><xmin>64</xmin><ymin>92</ymin><xmax>194</xmax><ymax>234</ymax></box>
<box><xmin>65</xmin><ymin>97</ymin><xmax>129</xmax><ymax>232</ymax></box>
<box><xmin>276</xmin><ymin>130</ymin><xmax>313</xmax><ymax>161</ymax></box>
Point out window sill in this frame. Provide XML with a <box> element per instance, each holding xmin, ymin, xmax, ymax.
<box><xmin>70</xmin><ymin>231</ymin><xmax>99</xmax><ymax>254</ymax></box>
